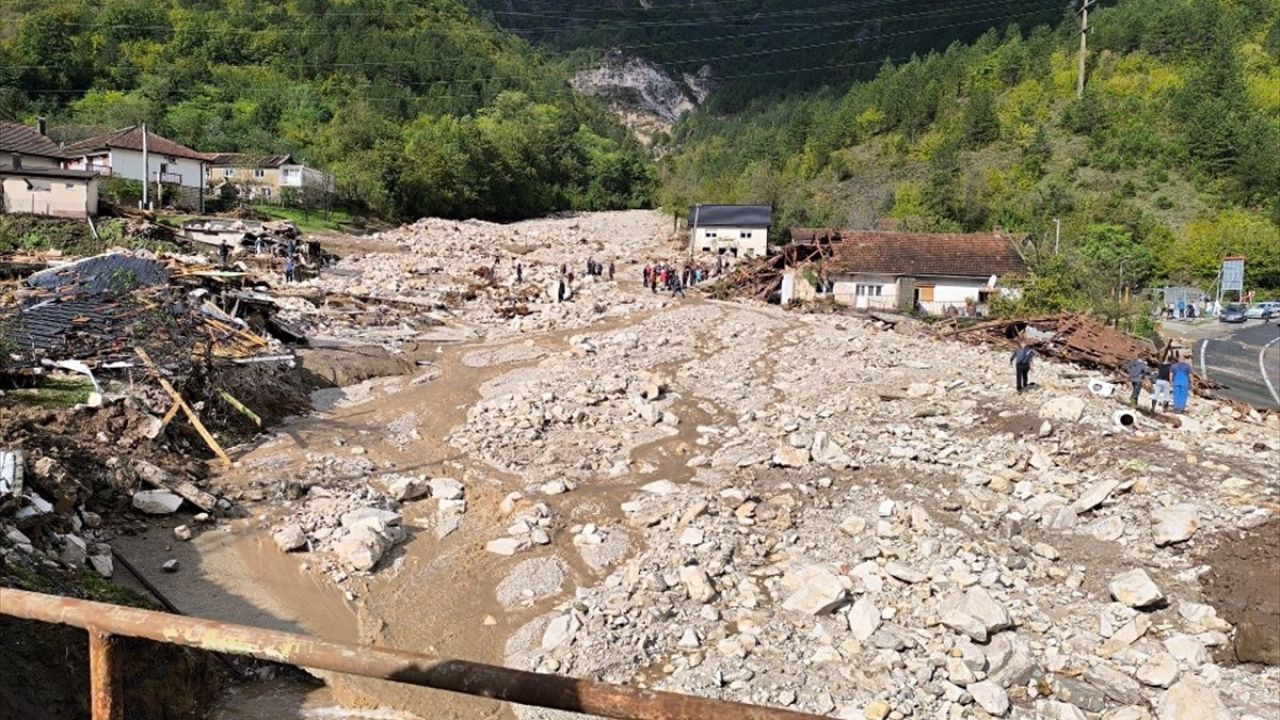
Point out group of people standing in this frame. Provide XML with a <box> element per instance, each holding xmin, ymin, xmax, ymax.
<box><xmin>585</xmin><ymin>257</ymin><xmax>614</xmax><ymax>282</ymax></box>
<box><xmin>1128</xmin><ymin>355</ymin><xmax>1194</xmax><ymax>413</ymax></box>
<box><xmin>643</xmin><ymin>258</ymin><xmax>724</xmax><ymax>297</ymax></box>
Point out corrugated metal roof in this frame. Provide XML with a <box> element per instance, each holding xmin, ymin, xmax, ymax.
<box><xmin>689</xmin><ymin>205</ymin><xmax>773</xmax><ymax>227</ymax></box>
<box><xmin>27</xmin><ymin>254</ymin><xmax>170</xmax><ymax>296</ymax></box>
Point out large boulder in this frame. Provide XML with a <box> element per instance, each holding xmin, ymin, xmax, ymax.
<box><xmin>1109</xmin><ymin>569</ymin><xmax>1164</xmax><ymax>608</ymax></box>
<box><xmin>771</xmin><ymin>445</ymin><xmax>810</xmax><ymax>468</ymax></box>
<box><xmin>131</xmin><ymin>490</ymin><xmax>182</xmax><ymax>515</ymax></box>
<box><xmin>780</xmin><ymin>565</ymin><xmax>847</xmax><ymax>615</ymax></box>
<box><xmin>333</xmin><ymin>517</ymin><xmax>403</xmax><ymax>571</ymax></box>
<box><xmin>809</xmin><ymin>431</ymin><xmax>850</xmax><ymax>466</ymax></box>
<box><xmin>1151</xmin><ymin>504</ymin><xmax>1200</xmax><ymax>546</ymax></box>
<box><xmin>679</xmin><ymin>565</ymin><xmax>716</xmax><ymax>603</ymax></box>
<box><xmin>1039</xmin><ymin>396</ymin><xmax>1086</xmax><ymax>423</ymax></box>
<box><xmin>1154</xmin><ymin>677</ymin><xmax>1232</xmax><ymax>720</ymax></box>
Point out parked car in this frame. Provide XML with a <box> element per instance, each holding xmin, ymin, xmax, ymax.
<box><xmin>1244</xmin><ymin>301</ymin><xmax>1280</xmax><ymax>320</ymax></box>
<box><xmin>1219</xmin><ymin>303</ymin><xmax>1248</xmax><ymax>323</ymax></box>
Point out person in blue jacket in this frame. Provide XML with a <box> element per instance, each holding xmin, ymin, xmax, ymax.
<box><xmin>1170</xmin><ymin>354</ymin><xmax>1193</xmax><ymax>413</ymax></box>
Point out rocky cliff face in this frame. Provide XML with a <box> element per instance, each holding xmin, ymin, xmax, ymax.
<box><xmin>571</xmin><ymin>53</ymin><xmax>714</xmax><ymax>141</ymax></box>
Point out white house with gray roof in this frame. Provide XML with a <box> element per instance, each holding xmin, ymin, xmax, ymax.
<box><xmin>689</xmin><ymin>204</ymin><xmax>772</xmax><ymax>257</ymax></box>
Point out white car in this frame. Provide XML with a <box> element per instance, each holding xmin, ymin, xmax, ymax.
<box><xmin>1244</xmin><ymin>301</ymin><xmax>1280</xmax><ymax>320</ymax></box>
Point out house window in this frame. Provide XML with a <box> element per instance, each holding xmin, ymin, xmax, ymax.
<box><xmin>856</xmin><ymin>284</ymin><xmax>884</xmax><ymax>297</ymax></box>
<box><xmin>739</xmin><ymin>231</ymin><xmax>752</xmax><ymax>239</ymax></box>
<box><xmin>262</xmin><ymin>187</ymin><xmax>272</xmax><ymax>198</ymax></box>
<box><xmin>254</xmin><ymin>169</ymin><xmax>265</xmax><ymax>178</ymax></box>
<box><xmin>223</xmin><ymin>168</ymin><xmax>234</xmax><ymax>178</ymax></box>
<box><xmin>917</xmin><ymin>285</ymin><xmax>935</xmax><ymax>302</ymax></box>
<box><xmin>705</xmin><ymin>230</ymin><xmax>717</xmax><ymax>239</ymax></box>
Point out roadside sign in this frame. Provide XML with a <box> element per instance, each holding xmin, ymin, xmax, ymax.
<box><xmin>1222</xmin><ymin>257</ymin><xmax>1245</xmax><ymax>292</ymax></box>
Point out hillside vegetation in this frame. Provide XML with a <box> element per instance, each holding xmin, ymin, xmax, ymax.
<box><xmin>0</xmin><ymin>0</ymin><xmax>653</xmax><ymax>220</ymax></box>
<box><xmin>655</xmin><ymin>0</ymin><xmax>1280</xmax><ymax>308</ymax></box>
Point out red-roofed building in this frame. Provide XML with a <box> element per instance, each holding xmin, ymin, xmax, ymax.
<box><xmin>62</xmin><ymin>126</ymin><xmax>207</xmax><ymax>210</ymax></box>
<box><xmin>785</xmin><ymin>228</ymin><xmax>1027</xmax><ymax>315</ymax></box>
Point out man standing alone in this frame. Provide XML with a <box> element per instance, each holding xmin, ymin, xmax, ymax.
<box><xmin>1011</xmin><ymin>341</ymin><xmax>1035</xmax><ymax>394</ymax></box>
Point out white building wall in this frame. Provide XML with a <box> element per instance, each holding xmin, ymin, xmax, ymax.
<box><xmin>107</xmin><ymin>149</ymin><xmax>205</xmax><ymax>189</ymax></box>
<box><xmin>926</xmin><ymin>279</ymin><xmax>990</xmax><ymax>312</ymax></box>
<box><xmin>831</xmin><ymin>273</ymin><xmax>899</xmax><ymax>309</ymax></box>
<box><xmin>693</xmin><ymin>226</ymin><xmax>768</xmax><ymax>257</ymax></box>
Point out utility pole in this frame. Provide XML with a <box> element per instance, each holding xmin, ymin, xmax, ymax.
<box><xmin>690</xmin><ymin>203</ymin><xmax>701</xmax><ymax>259</ymax></box>
<box><xmin>1077</xmin><ymin>0</ymin><xmax>1093</xmax><ymax>99</ymax></box>
<box><xmin>1054</xmin><ymin>217</ymin><xmax>1061</xmax><ymax>254</ymax></box>
<box><xmin>141</xmin><ymin>123</ymin><xmax>148</xmax><ymax>209</ymax></box>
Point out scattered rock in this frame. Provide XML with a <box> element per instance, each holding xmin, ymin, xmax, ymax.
<box><xmin>969</xmin><ymin>680</ymin><xmax>1010</xmax><ymax>716</ymax></box>
<box><xmin>781</xmin><ymin>565</ymin><xmax>847</xmax><ymax>615</ymax></box>
<box><xmin>1154</xmin><ymin>677</ymin><xmax>1232</xmax><ymax>720</ymax></box>
<box><xmin>1109</xmin><ymin>569</ymin><xmax>1164</xmax><ymax>608</ymax></box>
<box><xmin>679</xmin><ymin>565</ymin><xmax>716</xmax><ymax>603</ymax></box>
<box><xmin>131</xmin><ymin>490</ymin><xmax>183</xmax><ymax>515</ymax></box>
<box><xmin>1039</xmin><ymin>396</ymin><xmax>1085</xmax><ymax>423</ymax></box>
<box><xmin>1151</xmin><ymin>504</ymin><xmax>1200</xmax><ymax>546</ymax></box>
<box><xmin>1136</xmin><ymin>652</ymin><xmax>1179</xmax><ymax>688</ymax></box>
<box><xmin>771</xmin><ymin>445</ymin><xmax>810</xmax><ymax>468</ymax></box>
<box><xmin>273</xmin><ymin>525</ymin><xmax>308</xmax><ymax>552</ymax></box>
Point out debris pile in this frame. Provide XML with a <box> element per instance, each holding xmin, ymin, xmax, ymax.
<box><xmin>943</xmin><ymin>314</ymin><xmax>1155</xmax><ymax>371</ymax></box>
<box><xmin>1</xmin><ymin>251</ymin><xmax>292</xmax><ymax>369</ymax></box>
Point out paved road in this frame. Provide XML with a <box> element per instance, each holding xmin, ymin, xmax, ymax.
<box><xmin>1194</xmin><ymin>322</ymin><xmax>1280</xmax><ymax>410</ymax></box>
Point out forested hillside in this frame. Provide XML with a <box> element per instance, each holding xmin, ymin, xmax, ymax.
<box><xmin>0</xmin><ymin>0</ymin><xmax>653</xmax><ymax>220</ymax></box>
<box><xmin>655</xmin><ymin>0</ymin><xmax>1280</xmax><ymax>306</ymax></box>
<box><xmin>471</xmin><ymin>0</ymin><xmax>1069</xmax><ymax>109</ymax></box>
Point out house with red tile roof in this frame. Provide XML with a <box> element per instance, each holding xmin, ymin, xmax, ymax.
<box><xmin>62</xmin><ymin>126</ymin><xmax>207</xmax><ymax>210</ymax></box>
<box><xmin>786</xmin><ymin>228</ymin><xmax>1028</xmax><ymax>315</ymax></box>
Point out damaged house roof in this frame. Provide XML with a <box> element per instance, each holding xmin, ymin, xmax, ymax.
<box><xmin>803</xmin><ymin>229</ymin><xmax>1028</xmax><ymax>278</ymax></box>
<box><xmin>3</xmin><ymin>254</ymin><xmax>173</xmax><ymax>362</ymax></box>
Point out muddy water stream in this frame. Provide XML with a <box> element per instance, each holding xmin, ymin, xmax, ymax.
<box><xmin>132</xmin><ymin>300</ymin><xmax>732</xmax><ymax>719</ymax></box>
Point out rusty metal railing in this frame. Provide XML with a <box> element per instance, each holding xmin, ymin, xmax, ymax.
<box><xmin>0</xmin><ymin>588</ymin><xmax>828</xmax><ymax>720</ymax></box>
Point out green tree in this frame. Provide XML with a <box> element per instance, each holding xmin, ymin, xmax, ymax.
<box><xmin>963</xmin><ymin>86</ymin><xmax>1000</xmax><ymax>147</ymax></box>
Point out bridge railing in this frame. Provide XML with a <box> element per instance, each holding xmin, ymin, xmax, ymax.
<box><xmin>0</xmin><ymin>587</ymin><xmax>826</xmax><ymax>720</ymax></box>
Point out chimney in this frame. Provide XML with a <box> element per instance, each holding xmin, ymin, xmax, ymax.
<box><xmin>992</xmin><ymin>224</ymin><xmax>1004</xmax><ymax>238</ymax></box>
<box><xmin>36</xmin><ymin>116</ymin><xmax>47</xmax><ymax>136</ymax></box>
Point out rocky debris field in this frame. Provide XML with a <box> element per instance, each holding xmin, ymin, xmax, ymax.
<box><xmin>6</xmin><ymin>211</ymin><xmax>1277</xmax><ymax>720</ymax></box>
<box><xmin>273</xmin><ymin>210</ymin><xmax>680</xmax><ymax>351</ymax></box>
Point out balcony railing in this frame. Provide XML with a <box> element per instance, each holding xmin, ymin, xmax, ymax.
<box><xmin>158</xmin><ymin>172</ymin><xmax>182</xmax><ymax>185</ymax></box>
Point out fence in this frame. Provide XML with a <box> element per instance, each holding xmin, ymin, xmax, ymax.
<box><xmin>0</xmin><ymin>587</ymin><xmax>826</xmax><ymax>720</ymax></box>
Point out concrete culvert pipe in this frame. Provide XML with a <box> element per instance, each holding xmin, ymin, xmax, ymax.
<box><xmin>1113</xmin><ymin>409</ymin><xmax>1137</xmax><ymax>428</ymax></box>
